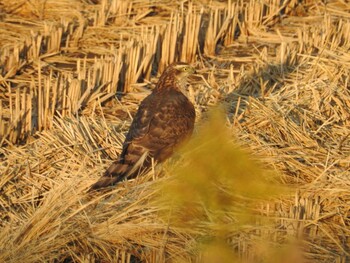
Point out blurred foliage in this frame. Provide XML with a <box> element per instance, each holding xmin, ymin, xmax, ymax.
<box><xmin>154</xmin><ymin>108</ymin><xmax>288</xmax><ymax>262</ymax></box>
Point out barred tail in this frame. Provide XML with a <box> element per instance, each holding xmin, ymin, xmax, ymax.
<box><xmin>88</xmin><ymin>145</ymin><xmax>150</xmax><ymax>191</ymax></box>
<box><xmin>88</xmin><ymin>162</ymin><xmax>129</xmax><ymax>191</ymax></box>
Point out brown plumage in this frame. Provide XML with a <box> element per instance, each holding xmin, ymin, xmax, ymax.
<box><xmin>89</xmin><ymin>62</ymin><xmax>196</xmax><ymax>191</ymax></box>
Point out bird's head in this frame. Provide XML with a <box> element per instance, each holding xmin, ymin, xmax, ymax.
<box><xmin>155</xmin><ymin>62</ymin><xmax>196</xmax><ymax>92</ymax></box>
<box><xmin>171</xmin><ymin>62</ymin><xmax>196</xmax><ymax>82</ymax></box>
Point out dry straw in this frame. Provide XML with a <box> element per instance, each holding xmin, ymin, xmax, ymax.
<box><xmin>1</xmin><ymin>0</ymin><xmax>350</xmax><ymax>262</ymax></box>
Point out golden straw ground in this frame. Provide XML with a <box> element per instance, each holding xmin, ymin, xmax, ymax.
<box><xmin>1</xmin><ymin>0</ymin><xmax>350</xmax><ymax>262</ymax></box>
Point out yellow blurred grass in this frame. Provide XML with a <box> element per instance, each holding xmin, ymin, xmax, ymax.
<box><xmin>155</xmin><ymin>109</ymin><xmax>289</xmax><ymax>262</ymax></box>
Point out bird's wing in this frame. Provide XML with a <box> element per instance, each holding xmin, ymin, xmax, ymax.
<box><xmin>123</xmin><ymin>94</ymin><xmax>158</xmax><ymax>144</ymax></box>
<box><xmin>133</xmin><ymin>92</ymin><xmax>195</xmax><ymax>161</ymax></box>
<box><xmin>88</xmin><ymin>94</ymin><xmax>158</xmax><ymax>191</ymax></box>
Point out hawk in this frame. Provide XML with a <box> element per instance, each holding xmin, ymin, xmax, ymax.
<box><xmin>89</xmin><ymin>62</ymin><xmax>196</xmax><ymax>191</ymax></box>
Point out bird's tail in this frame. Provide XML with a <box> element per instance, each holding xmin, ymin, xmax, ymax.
<box><xmin>88</xmin><ymin>150</ymin><xmax>150</xmax><ymax>191</ymax></box>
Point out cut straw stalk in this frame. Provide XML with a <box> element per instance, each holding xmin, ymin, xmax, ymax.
<box><xmin>180</xmin><ymin>2</ymin><xmax>202</xmax><ymax>62</ymax></box>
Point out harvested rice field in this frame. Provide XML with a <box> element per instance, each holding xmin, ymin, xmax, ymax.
<box><xmin>1</xmin><ymin>0</ymin><xmax>350</xmax><ymax>262</ymax></box>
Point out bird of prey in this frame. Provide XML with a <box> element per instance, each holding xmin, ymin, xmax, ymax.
<box><xmin>89</xmin><ymin>62</ymin><xmax>196</xmax><ymax>191</ymax></box>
